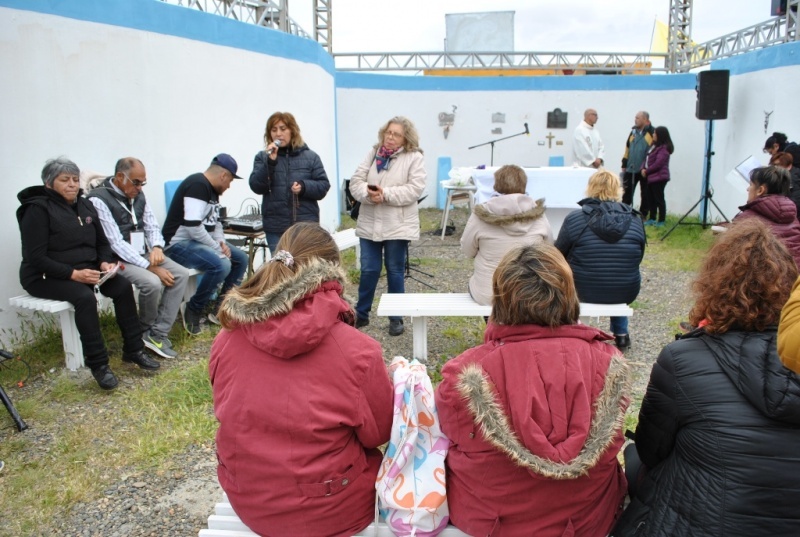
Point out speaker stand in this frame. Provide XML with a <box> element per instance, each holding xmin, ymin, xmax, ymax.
<box><xmin>661</xmin><ymin>120</ymin><xmax>729</xmax><ymax>240</ymax></box>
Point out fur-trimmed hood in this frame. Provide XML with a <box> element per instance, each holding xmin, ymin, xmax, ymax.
<box><xmin>473</xmin><ymin>194</ymin><xmax>547</xmax><ymax>236</ymax></box>
<box><xmin>218</xmin><ymin>259</ymin><xmax>354</xmax><ymax>359</ymax></box>
<box><xmin>455</xmin><ymin>336</ymin><xmax>629</xmax><ymax>480</ymax></box>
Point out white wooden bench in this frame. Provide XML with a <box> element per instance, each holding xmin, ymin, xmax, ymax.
<box><xmin>332</xmin><ymin>227</ymin><xmax>360</xmax><ymax>263</ymax></box>
<box><xmin>9</xmin><ymin>268</ymin><xmax>203</xmax><ymax>371</ymax></box>
<box><xmin>376</xmin><ymin>293</ymin><xmax>633</xmax><ymax>362</ymax></box>
<box><xmin>199</xmin><ymin>492</ymin><xmax>469</xmax><ymax>537</ymax></box>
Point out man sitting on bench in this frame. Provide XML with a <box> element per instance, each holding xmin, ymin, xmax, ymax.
<box><xmin>87</xmin><ymin>157</ymin><xmax>189</xmax><ymax>359</ymax></box>
<box><xmin>162</xmin><ymin>154</ymin><xmax>248</xmax><ymax>335</ymax></box>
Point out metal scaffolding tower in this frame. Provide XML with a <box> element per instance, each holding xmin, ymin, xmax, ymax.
<box><xmin>313</xmin><ymin>0</ymin><xmax>332</xmax><ymax>53</ymax></box>
<box><xmin>667</xmin><ymin>0</ymin><xmax>693</xmax><ymax>72</ymax></box>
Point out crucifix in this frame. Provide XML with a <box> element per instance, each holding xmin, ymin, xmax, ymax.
<box><xmin>546</xmin><ymin>132</ymin><xmax>555</xmax><ymax>148</ymax></box>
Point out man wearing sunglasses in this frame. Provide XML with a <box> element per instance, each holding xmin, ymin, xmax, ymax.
<box><xmin>87</xmin><ymin>157</ymin><xmax>189</xmax><ymax>359</ymax></box>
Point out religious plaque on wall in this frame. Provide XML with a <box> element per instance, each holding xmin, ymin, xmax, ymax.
<box><xmin>547</xmin><ymin>108</ymin><xmax>568</xmax><ymax>129</ymax></box>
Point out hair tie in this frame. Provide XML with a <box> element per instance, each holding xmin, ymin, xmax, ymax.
<box><xmin>272</xmin><ymin>250</ymin><xmax>294</xmax><ymax>267</ymax></box>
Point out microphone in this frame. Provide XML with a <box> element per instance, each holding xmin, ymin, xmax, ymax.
<box><xmin>524</xmin><ymin>123</ymin><xmax>529</xmax><ymax>135</ymax></box>
<box><xmin>267</xmin><ymin>139</ymin><xmax>282</xmax><ymax>155</ymax></box>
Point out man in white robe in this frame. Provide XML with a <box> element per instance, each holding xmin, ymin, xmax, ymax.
<box><xmin>573</xmin><ymin>109</ymin><xmax>605</xmax><ymax>168</ymax></box>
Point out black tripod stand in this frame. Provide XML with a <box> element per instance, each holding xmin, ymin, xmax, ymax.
<box><xmin>468</xmin><ymin>123</ymin><xmax>530</xmax><ymax>165</ymax></box>
<box><xmin>661</xmin><ymin>120</ymin><xmax>729</xmax><ymax>240</ymax></box>
<box><xmin>405</xmin><ymin>242</ymin><xmax>436</xmax><ymax>290</ymax></box>
<box><xmin>0</xmin><ymin>350</ymin><xmax>28</xmax><ymax>432</ymax></box>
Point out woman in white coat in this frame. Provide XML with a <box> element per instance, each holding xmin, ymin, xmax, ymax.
<box><xmin>461</xmin><ymin>164</ymin><xmax>552</xmax><ymax>306</ymax></box>
<box><xmin>350</xmin><ymin>116</ymin><xmax>426</xmax><ymax>336</ymax></box>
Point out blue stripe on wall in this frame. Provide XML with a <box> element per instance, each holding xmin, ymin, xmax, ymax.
<box><xmin>336</xmin><ymin>71</ymin><xmax>697</xmax><ymax>91</ymax></box>
<box><xmin>0</xmin><ymin>0</ymin><xmax>335</xmax><ymax>75</ymax></box>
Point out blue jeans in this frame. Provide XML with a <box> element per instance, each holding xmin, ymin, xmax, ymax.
<box><xmin>356</xmin><ymin>238</ymin><xmax>408</xmax><ymax>322</ymax></box>
<box><xmin>265</xmin><ymin>232</ymin><xmax>283</xmax><ymax>255</ymax></box>
<box><xmin>166</xmin><ymin>240</ymin><xmax>248</xmax><ymax>312</ymax></box>
<box><xmin>610</xmin><ymin>316</ymin><xmax>629</xmax><ymax>336</ymax></box>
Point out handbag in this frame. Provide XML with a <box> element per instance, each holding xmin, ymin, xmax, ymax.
<box><xmin>376</xmin><ymin>356</ymin><xmax>450</xmax><ymax>537</ymax></box>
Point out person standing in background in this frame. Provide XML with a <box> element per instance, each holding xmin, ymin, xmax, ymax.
<box><xmin>573</xmin><ymin>108</ymin><xmax>605</xmax><ymax>168</ymax></box>
<box><xmin>620</xmin><ymin>111</ymin><xmax>654</xmax><ymax>215</ymax></box>
<box><xmin>349</xmin><ymin>116</ymin><xmax>426</xmax><ymax>337</ymax></box>
<box><xmin>641</xmin><ymin>126</ymin><xmax>674</xmax><ymax>227</ymax></box>
<box><xmin>249</xmin><ymin>112</ymin><xmax>330</xmax><ymax>254</ymax></box>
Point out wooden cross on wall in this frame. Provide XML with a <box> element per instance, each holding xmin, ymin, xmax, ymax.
<box><xmin>546</xmin><ymin>132</ymin><xmax>555</xmax><ymax>148</ymax></box>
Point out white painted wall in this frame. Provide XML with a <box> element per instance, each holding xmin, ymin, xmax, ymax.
<box><xmin>0</xmin><ymin>1</ymin><xmax>337</xmax><ymax>337</ymax></box>
<box><xmin>336</xmin><ymin>82</ymin><xmax>708</xmax><ymax>216</ymax></box>
<box><xmin>1</xmin><ymin>0</ymin><xmax>798</xmax><ymax>344</ymax></box>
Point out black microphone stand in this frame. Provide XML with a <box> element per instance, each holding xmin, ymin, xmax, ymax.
<box><xmin>468</xmin><ymin>124</ymin><xmax>530</xmax><ymax>166</ymax></box>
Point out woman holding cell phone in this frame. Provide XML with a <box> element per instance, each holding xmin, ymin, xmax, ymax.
<box><xmin>348</xmin><ymin>116</ymin><xmax>427</xmax><ymax>337</ymax></box>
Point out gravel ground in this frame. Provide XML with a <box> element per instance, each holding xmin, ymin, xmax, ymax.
<box><xmin>2</xmin><ymin>208</ymin><xmax>695</xmax><ymax>536</ymax></box>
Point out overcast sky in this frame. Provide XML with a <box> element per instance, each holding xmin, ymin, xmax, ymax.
<box><xmin>289</xmin><ymin>0</ymin><xmax>775</xmax><ymax>53</ymax></box>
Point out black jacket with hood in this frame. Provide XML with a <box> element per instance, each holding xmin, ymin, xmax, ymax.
<box><xmin>555</xmin><ymin>198</ymin><xmax>646</xmax><ymax>304</ymax></box>
<box><xmin>613</xmin><ymin>328</ymin><xmax>800</xmax><ymax>536</ymax></box>
<box><xmin>16</xmin><ymin>186</ymin><xmax>115</xmax><ymax>288</ymax></box>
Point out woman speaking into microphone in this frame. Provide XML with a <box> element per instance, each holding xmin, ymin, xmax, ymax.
<box><xmin>249</xmin><ymin>112</ymin><xmax>331</xmax><ymax>254</ymax></box>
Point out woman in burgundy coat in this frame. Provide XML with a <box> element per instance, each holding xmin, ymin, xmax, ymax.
<box><xmin>734</xmin><ymin>165</ymin><xmax>800</xmax><ymax>268</ymax></box>
<box><xmin>210</xmin><ymin>222</ymin><xmax>393</xmax><ymax>537</ymax></box>
<box><xmin>435</xmin><ymin>243</ymin><xmax>630</xmax><ymax>537</ymax></box>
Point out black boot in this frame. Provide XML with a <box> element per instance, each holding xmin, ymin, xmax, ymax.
<box><xmin>122</xmin><ymin>351</ymin><xmax>161</xmax><ymax>371</ymax></box>
<box><xmin>91</xmin><ymin>365</ymin><xmax>119</xmax><ymax>390</ymax></box>
<box><xmin>615</xmin><ymin>334</ymin><xmax>631</xmax><ymax>350</ymax></box>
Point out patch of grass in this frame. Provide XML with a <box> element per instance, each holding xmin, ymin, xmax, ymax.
<box><xmin>642</xmin><ymin>215</ymin><xmax>716</xmax><ymax>272</ymax></box>
<box><xmin>0</xmin><ymin>308</ymin><xmax>217</xmax><ymax>534</ymax></box>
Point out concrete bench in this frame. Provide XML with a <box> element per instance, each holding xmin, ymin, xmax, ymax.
<box><xmin>9</xmin><ymin>268</ymin><xmax>203</xmax><ymax>371</ymax></box>
<box><xmin>332</xmin><ymin>227</ymin><xmax>360</xmax><ymax>263</ymax></box>
<box><xmin>199</xmin><ymin>493</ymin><xmax>469</xmax><ymax>537</ymax></box>
<box><xmin>376</xmin><ymin>292</ymin><xmax>633</xmax><ymax>361</ymax></box>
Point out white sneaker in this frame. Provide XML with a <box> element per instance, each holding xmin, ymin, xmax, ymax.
<box><xmin>207</xmin><ymin>313</ymin><xmax>221</xmax><ymax>326</ymax></box>
<box><xmin>143</xmin><ymin>331</ymin><xmax>178</xmax><ymax>359</ymax></box>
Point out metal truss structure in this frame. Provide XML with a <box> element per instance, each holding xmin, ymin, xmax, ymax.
<box><xmin>667</xmin><ymin>0</ymin><xmax>692</xmax><ymax>72</ymax></box>
<box><xmin>332</xmin><ymin>51</ymin><xmax>668</xmax><ymax>73</ymax></box>
<box><xmin>161</xmin><ymin>0</ymin><xmax>799</xmax><ymax>75</ymax></box>
<box><xmin>160</xmin><ymin>0</ymin><xmax>311</xmax><ymax>39</ymax></box>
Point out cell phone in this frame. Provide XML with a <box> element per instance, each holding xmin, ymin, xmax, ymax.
<box><xmin>368</xmin><ymin>184</ymin><xmax>379</xmax><ymax>191</ymax></box>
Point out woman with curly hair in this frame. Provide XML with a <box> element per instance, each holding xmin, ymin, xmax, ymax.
<box><xmin>612</xmin><ymin>219</ymin><xmax>800</xmax><ymax>537</ymax></box>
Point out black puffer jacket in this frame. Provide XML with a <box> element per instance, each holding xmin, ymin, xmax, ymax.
<box><xmin>613</xmin><ymin>328</ymin><xmax>800</xmax><ymax>537</ymax></box>
<box><xmin>249</xmin><ymin>144</ymin><xmax>330</xmax><ymax>234</ymax></box>
<box><xmin>555</xmin><ymin>198</ymin><xmax>645</xmax><ymax>304</ymax></box>
<box><xmin>16</xmin><ymin>186</ymin><xmax>115</xmax><ymax>288</ymax></box>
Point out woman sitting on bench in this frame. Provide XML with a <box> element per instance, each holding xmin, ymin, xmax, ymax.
<box><xmin>435</xmin><ymin>243</ymin><xmax>629</xmax><ymax>537</ymax></box>
<box><xmin>16</xmin><ymin>157</ymin><xmax>160</xmax><ymax>390</ymax></box>
<box><xmin>461</xmin><ymin>164</ymin><xmax>552</xmax><ymax>306</ymax></box>
<box><xmin>612</xmin><ymin>219</ymin><xmax>800</xmax><ymax>536</ymax></box>
<box><xmin>210</xmin><ymin>222</ymin><xmax>393</xmax><ymax>537</ymax></box>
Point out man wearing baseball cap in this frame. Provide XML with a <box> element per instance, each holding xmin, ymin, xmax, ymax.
<box><xmin>162</xmin><ymin>154</ymin><xmax>248</xmax><ymax>335</ymax></box>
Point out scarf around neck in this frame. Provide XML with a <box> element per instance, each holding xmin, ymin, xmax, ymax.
<box><xmin>375</xmin><ymin>145</ymin><xmax>399</xmax><ymax>172</ymax></box>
